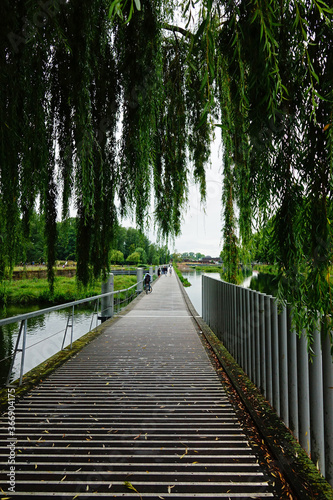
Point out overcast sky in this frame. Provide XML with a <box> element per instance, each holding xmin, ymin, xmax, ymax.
<box><xmin>132</xmin><ymin>128</ymin><xmax>225</xmax><ymax>258</ymax></box>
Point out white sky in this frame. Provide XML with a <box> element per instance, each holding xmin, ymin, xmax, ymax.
<box><xmin>121</xmin><ymin>128</ymin><xmax>224</xmax><ymax>258</ymax></box>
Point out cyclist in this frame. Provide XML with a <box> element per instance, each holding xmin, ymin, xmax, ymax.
<box><xmin>144</xmin><ymin>271</ymin><xmax>152</xmax><ymax>292</ymax></box>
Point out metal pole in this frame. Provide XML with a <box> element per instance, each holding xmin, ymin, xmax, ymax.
<box><xmin>137</xmin><ymin>267</ymin><xmax>143</xmax><ymax>294</ymax></box>
<box><xmin>297</xmin><ymin>330</ymin><xmax>311</xmax><ymax>455</ymax></box>
<box><xmin>233</xmin><ymin>284</ymin><xmax>237</xmax><ymax>359</ymax></box>
<box><xmin>259</xmin><ymin>293</ymin><xmax>266</xmax><ymax>396</ymax></box>
<box><xmin>239</xmin><ymin>287</ymin><xmax>244</xmax><ymax>368</ymax></box>
<box><xmin>250</xmin><ymin>291</ymin><xmax>255</xmax><ymax>383</ymax></box>
<box><xmin>264</xmin><ymin>295</ymin><xmax>272</xmax><ymax>404</ymax></box>
<box><xmin>244</xmin><ymin>288</ymin><xmax>250</xmax><ymax>377</ymax></box>
<box><xmin>254</xmin><ymin>292</ymin><xmax>260</xmax><ymax>388</ymax></box>
<box><xmin>278</xmin><ymin>303</ymin><xmax>289</xmax><ymax>427</ymax></box>
<box><xmin>271</xmin><ymin>297</ymin><xmax>280</xmax><ymax>416</ymax></box>
<box><xmin>6</xmin><ymin>321</ymin><xmax>24</xmax><ymax>386</ymax></box>
<box><xmin>19</xmin><ymin>319</ymin><xmax>27</xmax><ymax>386</ymax></box>
<box><xmin>287</xmin><ymin>307</ymin><xmax>298</xmax><ymax>440</ymax></box>
<box><xmin>70</xmin><ymin>305</ymin><xmax>74</xmax><ymax>349</ymax></box>
<box><xmin>309</xmin><ymin>318</ymin><xmax>325</xmax><ymax>476</ymax></box>
<box><xmin>100</xmin><ymin>273</ymin><xmax>114</xmax><ymax>322</ymax></box>
<box><xmin>322</xmin><ymin>327</ymin><xmax>333</xmax><ymax>487</ymax></box>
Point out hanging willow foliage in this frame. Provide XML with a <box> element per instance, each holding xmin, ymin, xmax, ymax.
<box><xmin>214</xmin><ymin>0</ymin><xmax>333</xmax><ymax>348</ymax></box>
<box><xmin>1</xmin><ymin>0</ymin><xmax>333</xmax><ymax>349</ymax></box>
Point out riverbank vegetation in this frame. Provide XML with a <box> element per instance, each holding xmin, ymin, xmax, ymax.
<box><xmin>173</xmin><ymin>263</ymin><xmax>191</xmax><ymax>287</ymax></box>
<box><xmin>0</xmin><ymin>275</ymin><xmax>137</xmax><ymax>307</ymax></box>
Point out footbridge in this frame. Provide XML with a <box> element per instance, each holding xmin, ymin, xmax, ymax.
<box><xmin>0</xmin><ymin>272</ymin><xmax>332</xmax><ymax>498</ymax></box>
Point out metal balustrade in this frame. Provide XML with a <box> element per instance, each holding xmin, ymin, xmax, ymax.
<box><xmin>0</xmin><ymin>267</ymin><xmax>162</xmax><ymax>388</ymax></box>
<box><xmin>202</xmin><ymin>274</ymin><xmax>333</xmax><ymax>487</ymax></box>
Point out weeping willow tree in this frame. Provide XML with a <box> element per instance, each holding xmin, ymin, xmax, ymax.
<box><xmin>1</xmin><ymin>0</ymin><xmax>332</xmax><ymax>349</ymax></box>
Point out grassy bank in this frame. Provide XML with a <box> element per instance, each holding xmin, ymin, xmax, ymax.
<box><xmin>174</xmin><ymin>263</ymin><xmax>191</xmax><ymax>287</ymax></box>
<box><xmin>0</xmin><ymin>275</ymin><xmax>137</xmax><ymax>306</ymax></box>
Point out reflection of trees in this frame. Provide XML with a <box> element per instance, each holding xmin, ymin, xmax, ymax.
<box><xmin>27</xmin><ymin>314</ymin><xmax>46</xmax><ymax>331</ymax></box>
<box><xmin>249</xmin><ymin>274</ymin><xmax>279</xmax><ymax>297</ymax></box>
<box><xmin>0</xmin><ymin>323</ymin><xmax>16</xmax><ymax>385</ymax></box>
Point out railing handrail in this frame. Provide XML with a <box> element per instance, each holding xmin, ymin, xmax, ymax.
<box><xmin>0</xmin><ymin>280</ymin><xmax>141</xmax><ymax>327</ymax></box>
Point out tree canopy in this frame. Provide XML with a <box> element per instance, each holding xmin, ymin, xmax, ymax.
<box><xmin>1</xmin><ymin>0</ymin><xmax>332</xmax><ymax>348</ymax></box>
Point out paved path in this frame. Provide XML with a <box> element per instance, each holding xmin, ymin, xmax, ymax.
<box><xmin>0</xmin><ymin>273</ymin><xmax>277</xmax><ymax>498</ymax></box>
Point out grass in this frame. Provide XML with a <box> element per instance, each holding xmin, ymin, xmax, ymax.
<box><xmin>0</xmin><ymin>275</ymin><xmax>137</xmax><ymax>306</ymax></box>
<box><xmin>174</xmin><ymin>263</ymin><xmax>191</xmax><ymax>286</ymax></box>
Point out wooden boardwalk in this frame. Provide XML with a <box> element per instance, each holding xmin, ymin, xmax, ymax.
<box><xmin>0</xmin><ymin>273</ymin><xmax>279</xmax><ymax>498</ymax></box>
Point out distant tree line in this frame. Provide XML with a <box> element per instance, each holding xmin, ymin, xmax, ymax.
<box><xmin>16</xmin><ymin>213</ymin><xmax>170</xmax><ymax>267</ymax></box>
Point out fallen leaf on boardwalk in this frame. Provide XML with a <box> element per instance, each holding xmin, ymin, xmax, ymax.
<box><xmin>27</xmin><ymin>437</ymin><xmax>30</xmax><ymax>441</ymax></box>
<box><xmin>133</xmin><ymin>433</ymin><xmax>142</xmax><ymax>440</ymax></box>
<box><xmin>72</xmin><ymin>495</ymin><xmax>79</xmax><ymax>499</ymax></box>
<box><xmin>61</xmin><ymin>475</ymin><xmax>66</xmax><ymax>481</ymax></box>
<box><xmin>86</xmin><ymin>485</ymin><xmax>89</xmax><ymax>491</ymax></box>
<box><xmin>124</xmin><ymin>481</ymin><xmax>142</xmax><ymax>500</ymax></box>
<box><xmin>168</xmin><ymin>485</ymin><xmax>175</xmax><ymax>494</ymax></box>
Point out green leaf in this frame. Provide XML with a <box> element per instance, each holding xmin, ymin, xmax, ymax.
<box><xmin>134</xmin><ymin>0</ymin><xmax>141</xmax><ymax>11</ymax></box>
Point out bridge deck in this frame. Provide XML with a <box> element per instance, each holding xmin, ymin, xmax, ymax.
<box><xmin>1</xmin><ymin>273</ymin><xmax>278</xmax><ymax>498</ymax></box>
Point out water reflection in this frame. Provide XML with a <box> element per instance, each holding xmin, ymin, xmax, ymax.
<box><xmin>248</xmin><ymin>272</ymin><xmax>279</xmax><ymax>296</ymax></box>
<box><xmin>182</xmin><ymin>269</ymin><xmax>279</xmax><ymax>317</ymax></box>
<box><xmin>0</xmin><ymin>304</ymin><xmax>96</xmax><ymax>386</ymax></box>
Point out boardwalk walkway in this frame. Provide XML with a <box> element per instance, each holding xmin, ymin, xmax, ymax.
<box><xmin>1</xmin><ymin>273</ymin><xmax>279</xmax><ymax>498</ymax></box>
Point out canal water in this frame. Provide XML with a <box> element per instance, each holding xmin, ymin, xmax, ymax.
<box><xmin>183</xmin><ymin>269</ymin><xmax>278</xmax><ymax>316</ymax></box>
<box><xmin>0</xmin><ymin>303</ymin><xmax>97</xmax><ymax>386</ymax></box>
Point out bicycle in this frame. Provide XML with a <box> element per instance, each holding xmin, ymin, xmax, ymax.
<box><xmin>144</xmin><ymin>282</ymin><xmax>152</xmax><ymax>294</ymax></box>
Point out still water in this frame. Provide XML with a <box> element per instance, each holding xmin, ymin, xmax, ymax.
<box><xmin>0</xmin><ymin>304</ymin><xmax>97</xmax><ymax>386</ymax></box>
<box><xmin>183</xmin><ymin>270</ymin><xmax>278</xmax><ymax>316</ymax></box>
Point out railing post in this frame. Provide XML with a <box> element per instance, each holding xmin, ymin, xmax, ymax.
<box><xmin>278</xmin><ymin>303</ymin><xmax>289</xmax><ymax>427</ymax></box>
<box><xmin>70</xmin><ymin>305</ymin><xmax>74</xmax><ymax>349</ymax></box>
<box><xmin>287</xmin><ymin>307</ymin><xmax>298</xmax><ymax>439</ymax></box>
<box><xmin>322</xmin><ymin>327</ymin><xmax>333</xmax><ymax>486</ymax></box>
<box><xmin>309</xmin><ymin>318</ymin><xmax>325</xmax><ymax>476</ymax></box>
<box><xmin>137</xmin><ymin>267</ymin><xmax>143</xmax><ymax>294</ymax></box>
<box><xmin>264</xmin><ymin>295</ymin><xmax>272</xmax><ymax>404</ymax></box>
<box><xmin>238</xmin><ymin>287</ymin><xmax>243</xmax><ymax>367</ymax></box>
<box><xmin>254</xmin><ymin>292</ymin><xmax>260</xmax><ymax>388</ymax></box>
<box><xmin>244</xmin><ymin>288</ymin><xmax>250</xmax><ymax>377</ymax></box>
<box><xmin>259</xmin><ymin>293</ymin><xmax>266</xmax><ymax>396</ymax></box>
<box><xmin>19</xmin><ymin>319</ymin><xmax>27</xmax><ymax>386</ymax></box>
<box><xmin>100</xmin><ymin>273</ymin><xmax>114</xmax><ymax>322</ymax></box>
<box><xmin>297</xmin><ymin>330</ymin><xmax>311</xmax><ymax>455</ymax></box>
<box><xmin>233</xmin><ymin>284</ymin><xmax>237</xmax><ymax>359</ymax></box>
<box><xmin>271</xmin><ymin>297</ymin><xmax>280</xmax><ymax>416</ymax></box>
<box><xmin>249</xmin><ymin>291</ymin><xmax>255</xmax><ymax>383</ymax></box>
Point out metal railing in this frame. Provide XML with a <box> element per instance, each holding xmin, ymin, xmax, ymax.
<box><xmin>202</xmin><ymin>274</ymin><xmax>333</xmax><ymax>487</ymax></box>
<box><xmin>0</xmin><ymin>278</ymin><xmax>143</xmax><ymax>388</ymax></box>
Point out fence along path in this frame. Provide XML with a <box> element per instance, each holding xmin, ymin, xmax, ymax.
<box><xmin>0</xmin><ymin>273</ymin><xmax>277</xmax><ymax>498</ymax></box>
